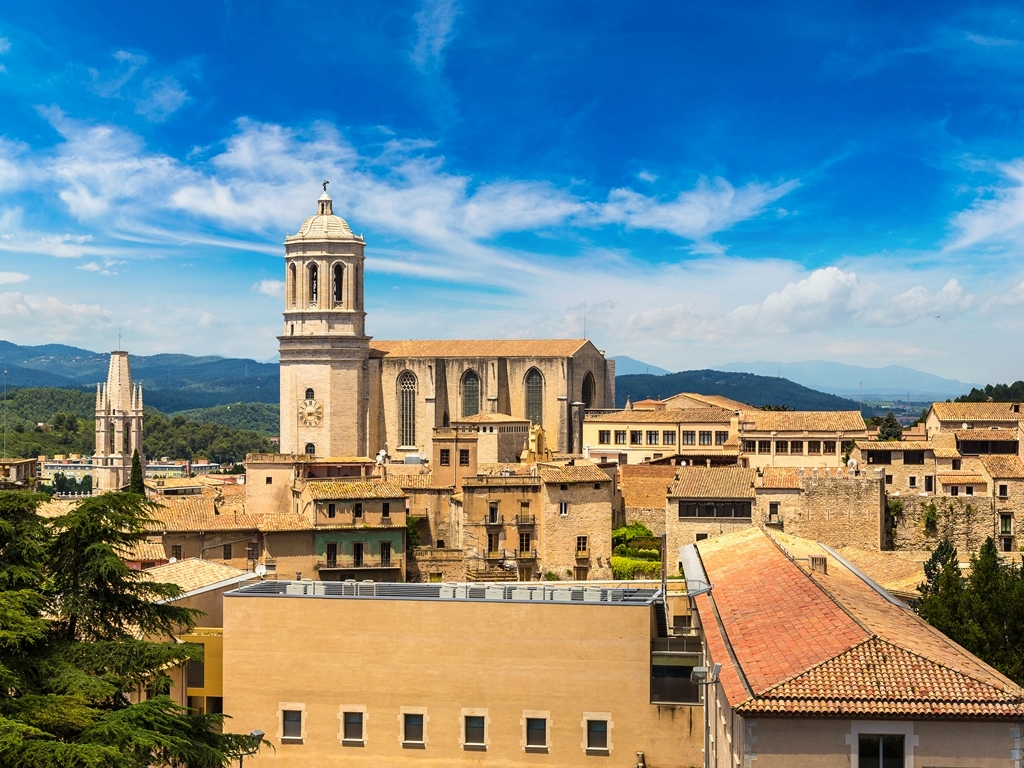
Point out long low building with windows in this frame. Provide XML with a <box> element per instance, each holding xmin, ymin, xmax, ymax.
<box><xmin>221</xmin><ymin>580</ymin><xmax>703</xmax><ymax>767</ymax></box>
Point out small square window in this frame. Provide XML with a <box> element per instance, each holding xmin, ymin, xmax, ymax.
<box><xmin>343</xmin><ymin>711</ymin><xmax>363</xmax><ymax>741</ymax></box>
<box><xmin>265</xmin><ymin>476</ymin><xmax>273</xmax><ymax>485</ymax></box>
<box><xmin>807</xmin><ymin>440</ymin><xmax>821</xmax><ymax>454</ymax></box>
<box><xmin>646</xmin><ymin>430</ymin><xmax>659</xmax><ymax>445</ymax></box>
<box><xmin>908</xmin><ymin>476</ymin><xmax>917</xmax><ymax>488</ymax></box>
<box><xmin>439</xmin><ymin>449</ymin><xmax>450</xmax><ymax>466</ymax></box>
<box><xmin>789</xmin><ymin>440</ymin><xmax>803</xmax><ymax>454</ymax></box>
<box><xmin>593</xmin><ymin>482</ymin><xmax>600</xmax><ymax>489</ymax></box>
<box><xmin>526</xmin><ymin>718</ymin><xmax>547</xmax><ymax>747</ymax></box>
<box><xmin>614</xmin><ymin>430</ymin><xmax>627</xmax><ymax>445</ymax></box>
<box><xmin>758</xmin><ymin>440</ymin><xmax>771</xmax><ymax>453</ymax></box>
<box><xmin>282</xmin><ymin>709</ymin><xmax>302</xmax><ymax>739</ymax></box>
<box><xmin>952</xmin><ymin>459</ymin><xmax>962</xmax><ymax>470</ymax></box>
<box><xmin>598</xmin><ymin>430</ymin><xmax>611</xmax><ymax>445</ymax></box>
<box><xmin>587</xmin><ymin>719</ymin><xmax>608</xmax><ymax>750</ymax></box>
<box><xmin>459</xmin><ymin>449</ymin><xmax>470</xmax><ymax>466</ymax></box>
<box><xmin>404</xmin><ymin>713</ymin><xmax>424</xmax><ymax>743</ymax></box>
<box><xmin>465</xmin><ymin>715</ymin><xmax>485</xmax><ymax>746</ymax></box>
<box><xmin>695</xmin><ymin>533</ymin><xmax>708</xmax><ymax>541</ymax></box>
<box><xmin>775</xmin><ymin>440</ymin><xmax>788</xmax><ymax>453</ymax></box>
<box><xmin>885</xmin><ymin>475</ymin><xmax>893</xmax><ymax>485</ymax></box>
<box><xmin>1000</xmin><ymin>484</ymin><xmax>1009</xmax><ymax>498</ymax></box>
<box><xmin>966</xmin><ymin>486</ymin><xmax>974</xmax><ymax>496</ymax></box>
<box><xmin>951</xmin><ymin>486</ymin><xmax>959</xmax><ymax>497</ymax></box>
<box><xmin>823</xmin><ymin>441</ymin><xmax>836</xmax><ymax>454</ymax></box>
<box><xmin>577</xmin><ymin>535</ymin><xmax>588</xmax><ymax>552</ymax></box>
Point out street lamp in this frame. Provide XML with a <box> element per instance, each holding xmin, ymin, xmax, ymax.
<box><xmin>690</xmin><ymin>662</ymin><xmax>722</xmax><ymax>768</ymax></box>
<box><xmin>239</xmin><ymin>729</ymin><xmax>264</xmax><ymax>768</ymax></box>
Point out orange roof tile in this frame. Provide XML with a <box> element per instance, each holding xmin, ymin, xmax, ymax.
<box><xmin>669</xmin><ymin>466</ymin><xmax>756</xmax><ymax>499</ymax></box>
<box><xmin>394</xmin><ymin>472</ymin><xmax>454</xmax><ymax>490</ymax></box>
<box><xmin>305</xmin><ymin>480</ymin><xmax>407</xmax><ymax>500</ymax></box>
<box><xmin>931</xmin><ymin>433</ymin><xmax>962</xmax><ymax>458</ymax></box>
<box><xmin>123</xmin><ymin>539</ymin><xmax>167</xmax><ymax>563</ymax></box>
<box><xmin>854</xmin><ymin>440</ymin><xmax>934</xmax><ymax>451</ymax></box>
<box><xmin>143</xmin><ymin>558</ymin><xmax>248</xmax><ymax>593</ymax></box>
<box><xmin>740</xmin><ymin>410</ymin><xmax>866</xmax><ymax>433</ymax></box>
<box><xmin>759</xmin><ymin>466</ymin><xmax>803</xmax><ymax>490</ymax></box>
<box><xmin>371</xmin><ymin>339</ymin><xmax>590</xmax><ymax>358</ymax></box>
<box><xmin>937</xmin><ymin>474</ymin><xmax>987</xmax><ymax>485</ymax></box>
<box><xmin>538</xmin><ymin>462</ymin><xmax>611</xmax><ymax>484</ymax></box>
<box><xmin>954</xmin><ymin>429</ymin><xmax>1019</xmax><ymax>441</ymax></box>
<box><xmin>981</xmin><ymin>455</ymin><xmax>1024</xmax><ymax>479</ymax></box>
<box><xmin>663</xmin><ymin>392</ymin><xmax>752</xmax><ymax>410</ymax></box>
<box><xmin>585</xmin><ymin>408</ymin><xmax>731</xmax><ymax>424</ymax></box>
<box><xmin>932</xmin><ymin>402</ymin><xmax>1024</xmax><ymax>423</ymax></box>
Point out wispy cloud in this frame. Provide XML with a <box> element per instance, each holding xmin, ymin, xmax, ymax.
<box><xmin>87</xmin><ymin>50</ymin><xmax>189</xmax><ymax>122</ymax></box>
<box><xmin>410</xmin><ymin>0</ymin><xmax>461</xmax><ymax>72</ymax></box>
<box><xmin>947</xmin><ymin>159</ymin><xmax>1024</xmax><ymax>250</ymax></box>
<box><xmin>0</xmin><ymin>271</ymin><xmax>28</xmax><ymax>284</ymax></box>
<box><xmin>0</xmin><ymin>291</ymin><xmax>112</xmax><ymax>341</ymax></box>
<box><xmin>253</xmin><ymin>279</ymin><xmax>284</xmax><ymax>298</ymax></box>
<box><xmin>0</xmin><ymin>36</ymin><xmax>11</xmax><ymax>55</ymax></box>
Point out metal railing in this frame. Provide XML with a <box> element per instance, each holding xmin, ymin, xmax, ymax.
<box><xmin>484</xmin><ymin>549</ymin><xmax>506</xmax><ymax>560</ymax></box>
<box><xmin>316</xmin><ymin>554</ymin><xmax>404</xmax><ymax>570</ymax></box>
<box><xmin>483</xmin><ymin>514</ymin><xmax>505</xmax><ymax>527</ymax></box>
<box><xmin>515</xmin><ymin>549</ymin><xmax>538</xmax><ymax>560</ymax></box>
<box><xmin>515</xmin><ymin>514</ymin><xmax>536</xmax><ymax>526</ymax></box>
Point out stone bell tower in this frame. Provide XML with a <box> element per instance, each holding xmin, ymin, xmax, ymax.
<box><xmin>94</xmin><ymin>350</ymin><xmax>144</xmax><ymax>491</ymax></box>
<box><xmin>278</xmin><ymin>184</ymin><xmax>371</xmax><ymax>458</ymax></box>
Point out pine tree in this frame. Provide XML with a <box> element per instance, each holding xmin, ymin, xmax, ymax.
<box><xmin>129</xmin><ymin>449</ymin><xmax>145</xmax><ymax>495</ymax></box>
<box><xmin>0</xmin><ymin>490</ymin><xmax>263</xmax><ymax>767</ymax></box>
<box><xmin>876</xmin><ymin>411</ymin><xmax>903</xmax><ymax>441</ymax></box>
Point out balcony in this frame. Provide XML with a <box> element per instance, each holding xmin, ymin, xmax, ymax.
<box><xmin>483</xmin><ymin>515</ymin><xmax>505</xmax><ymax>528</ymax></box>
<box><xmin>484</xmin><ymin>549</ymin><xmax>506</xmax><ymax>561</ymax></box>
<box><xmin>575</xmin><ymin>549</ymin><xmax>590</xmax><ymax>560</ymax></box>
<box><xmin>515</xmin><ymin>549</ymin><xmax>538</xmax><ymax>560</ymax></box>
<box><xmin>316</xmin><ymin>554</ymin><xmax>404</xmax><ymax>570</ymax></box>
<box><xmin>515</xmin><ymin>514</ymin><xmax>536</xmax><ymax>527</ymax></box>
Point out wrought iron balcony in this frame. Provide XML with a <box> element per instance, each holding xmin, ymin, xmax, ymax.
<box><xmin>515</xmin><ymin>549</ymin><xmax>538</xmax><ymax>560</ymax></box>
<box><xmin>483</xmin><ymin>514</ymin><xmax>505</xmax><ymax>528</ymax></box>
<box><xmin>515</xmin><ymin>514</ymin><xmax>536</xmax><ymax>526</ymax></box>
<box><xmin>484</xmin><ymin>549</ymin><xmax>505</xmax><ymax>560</ymax></box>
<box><xmin>316</xmin><ymin>554</ymin><xmax>404</xmax><ymax>570</ymax></box>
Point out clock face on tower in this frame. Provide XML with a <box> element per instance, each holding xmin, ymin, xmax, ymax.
<box><xmin>298</xmin><ymin>398</ymin><xmax>324</xmax><ymax>427</ymax></box>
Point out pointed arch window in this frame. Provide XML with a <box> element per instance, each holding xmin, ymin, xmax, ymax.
<box><xmin>308</xmin><ymin>264</ymin><xmax>319</xmax><ymax>305</ymax></box>
<box><xmin>462</xmin><ymin>371</ymin><xmax>480</xmax><ymax>418</ymax></box>
<box><xmin>333</xmin><ymin>264</ymin><xmax>344</xmax><ymax>306</ymax></box>
<box><xmin>582</xmin><ymin>372</ymin><xmax>596</xmax><ymax>409</ymax></box>
<box><xmin>525</xmin><ymin>369</ymin><xmax>544</xmax><ymax>425</ymax></box>
<box><xmin>288</xmin><ymin>264</ymin><xmax>297</xmax><ymax>307</ymax></box>
<box><xmin>399</xmin><ymin>372</ymin><xmax>416</xmax><ymax>447</ymax></box>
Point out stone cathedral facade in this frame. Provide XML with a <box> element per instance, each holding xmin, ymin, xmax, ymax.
<box><xmin>278</xmin><ymin>189</ymin><xmax>615</xmax><ymax>460</ymax></box>
<box><xmin>93</xmin><ymin>350</ymin><xmax>144</xmax><ymax>491</ymax></box>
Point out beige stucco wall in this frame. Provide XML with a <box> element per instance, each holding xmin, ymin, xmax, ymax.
<box><xmin>223</xmin><ymin>594</ymin><xmax>702</xmax><ymax>767</ymax></box>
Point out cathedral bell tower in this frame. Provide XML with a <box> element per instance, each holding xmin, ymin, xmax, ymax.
<box><xmin>278</xmin><ymin>184</ymin><xmax>371</xmax><ymax>458</ymax></box>
<box><xmin>94</xmin><ymin>350</ymin><xmax>144</xmax><ymax>491</ymax></box>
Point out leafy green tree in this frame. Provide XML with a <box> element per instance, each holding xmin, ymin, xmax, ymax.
<box><xmin>876</xmin><ymin>411</ymin><xmax>903</xmax><ymax>441</ymax></box>
<box><xmin>0</xmin><ymin>491</ymin><xmax>265</xmax><ymax>767</ymax></box>
<box><xmin>129</xmin><ymin>450</ymin><xmax>145</xmax><ymax>495</ymax></box>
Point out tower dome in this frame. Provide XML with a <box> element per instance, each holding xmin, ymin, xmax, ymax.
<box><xmin>286</xmin><ymin>186</ymin><xmax>361</xmax><ymax>242</ymax></box>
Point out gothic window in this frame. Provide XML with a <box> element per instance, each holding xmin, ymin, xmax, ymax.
<box><xmin>525</xmin><ymin>368</ymin><xmax>543</xmax><ymax>425</ymax></box>
<box><xmin>305</xmin><ymin>388</ymin><xmax>315</xmax><ymax>400</ymax></box>
<box><xmin>581</xmin><ymin>372</ymin><xmax>596</xmax><ymax>408</ymax></box>
<box><xmin>462</xmin><ymin>371</ymin><xmax>480</xmax><ymax>418</ymax></box>
<box><xmin>333</xmin><ymin>263</ymin><xmax>343</xmax><ymax>306</ymax></box>
<box><xmin>304</xmin><ymin>443</ymin><xmax>316</xmax><ymax>456</ymax></box>
<box><xmin>399</xmin><ymin>372</ymin><xmax>416</xmax><ymax>446</ymax></box>
<box><xmin>308</xmin><ymin>263</ymin><xmax>318</xmax><ymax>305</ymax></box>
<box><xmin>288</xmin><ymin>264</ymin><xmax>296</xmax><ymax>306</ymax></box>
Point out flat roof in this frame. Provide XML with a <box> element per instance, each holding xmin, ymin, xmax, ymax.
<box><xmin>227</xmin><ymin>580</ymin><xmax>661</xmax><ymax>606</ymax></box>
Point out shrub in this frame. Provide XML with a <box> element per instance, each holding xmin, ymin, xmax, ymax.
<box><xmin>543</xmin><ymin>570</ymin><xmax>560</xmax><ymax>581</ymax></box>
<box><xmin>611</xmin><ymin>556</ymin><xmax>662</xmax><ymax>580</ymax></box>
<box><xmin>924</xmin><ymin>503</ymin><xmax>938</xmax><ymax>533</ymax></box>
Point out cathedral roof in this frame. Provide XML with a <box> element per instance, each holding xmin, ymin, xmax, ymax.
<box><xmin>371</xmin><ymin>339</ymin><xmax>593</xmax><ymax>359</ymax></box>
<box><xmin>285</xmin><ymin>191</ymin><xmax>361</xmax><ymax>242</ymax></box>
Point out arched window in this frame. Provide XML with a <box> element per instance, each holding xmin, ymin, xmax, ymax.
<box><xmin>462</xmin><ymin>371</ymin><xmax>480</xmax><ymax>417</ymax></box>
<box><xmin>308</xmin><ymin>263</ymin><xmax>318</xmax><ymax>305</ymax></box>
<box><xmin>399</xmin><ymin>371</ymin><xmax>416</xmax><ymax>446</ymax></box>
<box><xmin>304</xmin><ymin>443</ymin><xmax>316</xmax><ymax>456</ymax></box>
<box><xmin>582</xmin><ymin>372</ymin><xmax>596</xmax><ymax>408</ymax></box>
<box><xmin>333</xmin><ymin>263</ymin><xmax>344</xmax><ymax>306</ymax></box>
<box><xmin>525</xmin><ymin>368</ymin><xmax>544</xmax><ymax>425</ymax></box>
<box><xmin>305</xmin><ymin>388</ymin><xmax>315</xmax><ymax>400</ymax></box>
<box><xmin>288</xmin><ymin>263</ymin><xmax>296</xmax><ymax>306</ymax></box>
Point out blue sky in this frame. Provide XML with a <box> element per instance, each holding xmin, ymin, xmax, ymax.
<box><xmin>1</xmin><ymin>2</ymin><xmax>1024</xmax><ymax>380</ymax></box>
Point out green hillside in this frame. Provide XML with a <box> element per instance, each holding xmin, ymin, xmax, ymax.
<box><xmin>174</xmin><ymin>402</ymin><xmax>279</xmax><ymax>436</ymax></box>
<box><xmin>616</xmin><ymin>369</ymin><xmax>862</xmax><ymax>411</ymax></box>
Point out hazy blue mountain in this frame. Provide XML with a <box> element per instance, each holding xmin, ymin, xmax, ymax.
<box><xmin>611</xmin><ymin>356</ymin><xmax>671</xmax><ymax>376</ymax></box>
<box><xmin>719</xmin><ymin>360</ymin><xmax>977</xmax><ymax>400</ymax></box>
<box><xmin>616</xmin><ymin>370</ymin><xmax>861</xmax><ymax>411</ymax></box>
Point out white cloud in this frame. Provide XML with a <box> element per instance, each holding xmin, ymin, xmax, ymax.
<box><xmin>0</xmin><ymin>291</ymin><xmax>111</xmax><ymax>342</ymax></box>
<box><xmin>948</xmin><ymin>159</ymin><xmax>1024</xmax><ymax>250</ymax></box>
<box><xmin>253</xmin><ymin>279</ymin><xmax>285</xmax><ymax>298</ymax></box>
<box><xmin>0</xmin><ymin>37</ymin><xmax>10</xmax><ymax>54</ymax></box>
<box><xmin>0</xmin><ymin>272</ymin><xmax>28</xmax><ymax>284</ymax></box>
<box><xmin>637</xmin><ymin>170</ymin><xmax>658</xmax><ymax>183</ymax></box>
<box><xmin>135</xmin><ymin>76</ymin><xmax>188</xmax><ymax>122</ymax></box>
<box><xmin>410</xmin><ymin>0</ymin><xmax>461</xmax><ymax>72</ymax></box>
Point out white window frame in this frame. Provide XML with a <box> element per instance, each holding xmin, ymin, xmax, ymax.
<box><xmin>559</xmin><ymin>501</ymin><xmax>569</xmax><ymax>517</ymax></box>
<box><xmin>460</xmin><ymin>708</ymin><xmax>489</xmax><ymax>751</ymax></box>
<box><xmin>277</xmin><ymin>701</ymin><xmax>306</xmax><ymax>743</ymax></box>
<box><xmin>398</xmin><ymin>706</ymin><xmax>428</xmax><ymax>748</ymax></box>
<box><xmin>521</xmin><ymin>709</ymin><xmax>551</xmax><ymax>753</ymax></box>
<box><xmin>581</xmin><ymin>711</ymin><xmax>613</xmax><ymax>755</ymax></box>
<box><xmin>845</xmin><ymin>721</ymin><xmax>917</xmax><ymax>768</ymax></box>
<box><xmin>337</xmin><ymin>704</ymin><xmax>368</xmax><ymax>746</ymax></box>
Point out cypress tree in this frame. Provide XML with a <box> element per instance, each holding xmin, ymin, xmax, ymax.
<box><xmin>129</xmin><ymin>448</ymin><xmax>145</xmax><ymax>495</ymax></box>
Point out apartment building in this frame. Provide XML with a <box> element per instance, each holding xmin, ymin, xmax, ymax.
<box><xmin>221</xmin><ymin>580</ymin><xmax>703</xmax><ymax>767</ymax></box>
<box><xmin>583</xmin><ymin>407</ymin><xmax>734</xmax><ymax>464</ymax></box>
<box><xmin>690</xmin><ymin>527</ymin><xmax>1024</xmax><ymax>767</ymax></box>
<box><xmin>735</xmin><ymin>409</ymin><xmax>867</xmax><ymax>468</ymax></box>
<box><xmin>925</xmin><ymin>401</ymin><xmax>1024</xmax><ymax>444</ymax></box>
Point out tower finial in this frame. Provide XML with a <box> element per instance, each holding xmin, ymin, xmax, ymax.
<box><xmin>323</xmin><ymin>180</ymin><xmax>329</xmax><ymax>193</ymax></box>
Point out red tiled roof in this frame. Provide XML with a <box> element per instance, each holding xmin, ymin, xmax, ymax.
<box><xmin>538</xmin><ymin>462</ymin><xmax>611</xmax><ymax>484</ymax></box>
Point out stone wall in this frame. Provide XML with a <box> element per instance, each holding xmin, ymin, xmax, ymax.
<box><xmin>407</xmin><ymin>548</ymin><xmax>465</xmax><ymax>582</ymax></box>
<box><xmin>894</xmin><ymin>495</ymin><xmax>996</xmax><ymax>552</ymax></box>
<box><xmin>771</xmin><ymin>474</ymin><xmax>884</xmax><ymax>550</ymax></box>
<box><xmin>541</xmin><ymin>481</ymin><xmax>614</xmax><ymax>580</ymax></box>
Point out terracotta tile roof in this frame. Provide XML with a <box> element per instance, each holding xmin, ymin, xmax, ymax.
<box><xmin>585</xmin><ymin>408</ymin><xmax>731</xmax><ymax>424</ymax></box>
<box><xmin>619</xmin><ymin>464</ymin><xmax>676</xmax><ymax>508</ymax></box>
<box><xmin>740</xmin><ymin>410</ymin><xmax>866</xmax><ymax>433</ymax></box>
<box><xmin>36</xmin><ymin>499</ymin><xmax>77</xmax><ymax>518</ymax></box>
<box><xmin>371</xmin><ymin>339</ymin><xmax>590</xmax><ymax>358</ymax></box>
<box><xmin>538</xmin><ymin>462</ymin><xmax>611</xmax><ymax>484</ymax></box>
<box><xmin>305</xmin><ymin>480</ymin><xmax>407</xmax><ymax>500</ymax></box>
<box><xmin>738</xmin><ymin>637</ymin><xmax>1024</xmax><ymax>718</ymax></box>
<box><xmin>931</xmin><ymin>433</ymin><xmax>961</xmax><ymax>458</ymax></box>
<box><xmin>853</xmin><ymin>440</ymin><xmax>933</xmax><ymax>451</ymax></box>
<box><xmin>932</xmin><ymin>402</ymin><xmax>1024</xmax><ymax>423</ymax></box>
<box><xmin>981</xmin><ymin>455</ymin><xmax>1024</xmax><ymax>479</ymax></box>
<box><xmin>696</xmin><ymin>527</ymin><xmax>1024</xmax><ymax>718</ymax></box>
<box><xmin>833</xmin><ymin>547</ymin><xmax>932</xmax><ymax>599</ymax></box>
<box><xmin>455</xmin><ymin>412</ymin><xmax>530</xmax><ymax>424</ymax></box>
<box><xmin>758</xmin><ymin>466</ymin><xmax>803</xmax><ymax>490</ymax></box>
<box><xmin>145</xmin><ymin>477</ymin><xmax>204</xmax><ymax>489</ymax></box>
<box><xmin>663</xmin><ymin>392</ymin><xmax>751</xmax><ymax>410</ymax></box>
<box><xmin>124</xmin><ymin>539</ymin><xmax>167</xmax><ymax>562</ymax></box>
<box><xmin>669</xmin><ymin>466</ymin><xmax>756</xmax><ymax>499</ymax></box>
<box><xmin>937</xmin><ymin>474</ymin><xmax>987</xmax><ymax>485</ymax></box>
<box><xmin>148</xmin><ymin>497</ymin><xmax>262</xmax><ymax>532</ymax></box>
<box><xmin>143</xmin><ymin>558</ymin><xmax>248</xmax><ymax>594</ymax></box>
<box><xmin>954</xmin><ymin>428</ymin><xmax>1020</xmax><ymax>441</ymax></box>
<box><xmin>394</xmin><ymin>472</ymin><xmax>454</xmax><ymax>490</ymax></box>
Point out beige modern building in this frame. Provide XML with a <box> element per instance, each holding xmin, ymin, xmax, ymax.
<box><xmin>277</xmin><ymin>188</ymin><xmax>614</xmax><ymax>462</ymax></box>
<box><xmin>222</xmin><ymin>579</ymin><xmax>703</xmax><ymax>767</ymax></box>
<box><xmin>689</xmin><ymin>527</ymin><xmax>1024</xmax><ymax>767</ymax></box>
<box><xmin>583</xmin><ymin>407</ymin><xmax>735</xmax><ymax>464</ymax></box>
<box><xmin>734</xmin><ymin>409</ymin><xmax>867</xmax><ymax>468</ymax></box>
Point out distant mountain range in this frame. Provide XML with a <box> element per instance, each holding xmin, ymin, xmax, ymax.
<box><xmin>610</xmin><ymin>356</ymin><xmax>670</xmax><ymax>376</ymax></box>
<box><xmin>616</xmin><ymin>370</ymin><xmax>861</xmax><ymax>411</ymax></box>
<box><xmin>719</xmin><ymin>360</ymin><xmax>977</xmax><ymax>400</ymax></box>
<box><xmin>0</xmin><ymin>341</ymin><xmax>277</xmax><ymax>412</ymax></box>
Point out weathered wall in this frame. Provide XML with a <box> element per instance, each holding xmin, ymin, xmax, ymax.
<box><xmin>540</xmin><ymin>481</ymin><xmax>614</xmax><ymax>580</ymax></box>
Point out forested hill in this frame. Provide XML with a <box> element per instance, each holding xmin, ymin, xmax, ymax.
<box><xmin>956</xmin><ymin>381</ymin><xmax>1024</xmax><ymax>403</ymax></box>
<box><xmin>615</xmin><ymin>370</ymin><xmax>862</xmax><ymax>411</ymax></box>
